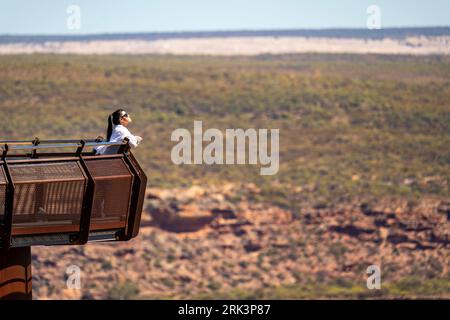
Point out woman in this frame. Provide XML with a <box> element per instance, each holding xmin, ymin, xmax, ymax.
<box><xmin>95</xmin><ymin>109</ymin><xmax>143</xmax><ymax>155</ymax></box>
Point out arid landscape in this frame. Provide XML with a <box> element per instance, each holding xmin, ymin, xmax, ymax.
<box><xmin>32</xmin><ymin>184</ymin><xmax>449</xmax><ymax>299</ymax></box>
<box><xmin>0</xmin><ymin>50</ymin><xmax>448</xmax><ymax>299</ymax></box>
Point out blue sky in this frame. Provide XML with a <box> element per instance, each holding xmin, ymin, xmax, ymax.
<box><xmin>0</xmin><ymin>0</ymin><xmax>449</xmax><ymax>35</ymax></box>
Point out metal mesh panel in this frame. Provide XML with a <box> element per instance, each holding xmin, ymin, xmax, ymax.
<box><xmin>85</xmin><ymin>158</ymin><xmax>133</xmax><ymax>229</ymax></box>
<box><xmin>9</xmin><ymin>162</ymin><xmax>87</xmax><ymax>234</ymax></box>
<box><xmin>86</xmin><ymin>158</ymin><xmax>131</xmax><ymax>177</ymax></box>
<box><xmin>10</xmin><ymin>162</ymin><xmax>84</xmax><ymax>182</ymax></box>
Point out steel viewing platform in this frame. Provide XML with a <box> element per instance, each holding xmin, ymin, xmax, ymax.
<box><xmin>0</xmin><ymin>138</ymin><xmax>147</xmax><ymax>299</ymax></box>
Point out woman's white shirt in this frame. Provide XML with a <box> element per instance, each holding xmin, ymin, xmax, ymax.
<box><xmin>95</xmin><ymin>124</ymin><xmax>141</xmax><ymax>154</ymax></box>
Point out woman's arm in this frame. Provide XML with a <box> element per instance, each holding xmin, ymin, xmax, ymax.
<box><xmin>118</xmin><ymin>126</ymin><xmax>142</xmax><ymax>148</ymax></box>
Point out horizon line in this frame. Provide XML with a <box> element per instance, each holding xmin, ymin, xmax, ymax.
<box><xmin>1</xmin><ymin>25</ymin><xmax>450</xmax><ymax>38</ymax></box>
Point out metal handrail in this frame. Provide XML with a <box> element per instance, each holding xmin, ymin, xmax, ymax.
<box><xmin>8</xmin><ymin>143</ymin><xmax>80</xmax><ymax>150</ymax></box>
<box><xmin>0</xmin><ymin>139</ymin><xmax>130</xmax><ymax>161</ymax></box>
<box><xmin>1</xmin><ymin>140</ymin><xmax>128</xmax><ymax>152</ymax></box>
<box><xmin>0</xmin><ymin>138</ymin><xmax>101</xmax><ymax>144</ymax></box>
<box><xmin>84</xmin><ymin>141</ymin><xmax>127</xmax><ymax>148</ymax></box>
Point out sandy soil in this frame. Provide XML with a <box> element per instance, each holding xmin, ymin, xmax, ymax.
<box><xmin>0</xmin><ymin>36</ymin><xmax>448</xmax><ymax>55</ymax></box>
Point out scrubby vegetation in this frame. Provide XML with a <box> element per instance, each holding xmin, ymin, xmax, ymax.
<box><xmin>0</xmin><ymin>54</ymin><xmax>448</xmax><ymax>213</ymax></box>
<box><xmin>1</xmin><ymin>54</ymin><xmax>449</xmax><ymax>299</ymax></box>
<box><xmin>193</xmin><ymin>276</ymin><xmax>450</xmax><ymax>299</ymax></box>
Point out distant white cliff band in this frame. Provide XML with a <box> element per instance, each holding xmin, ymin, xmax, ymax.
<box><xmin>0</xmin><ymin>36</ymin><xmax>448</xmax><ymax>55</ymax></box>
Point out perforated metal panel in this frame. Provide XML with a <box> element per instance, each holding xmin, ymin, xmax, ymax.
<box><xmin>85</xmin><ymin>158</ymin><xmax>133</xmax><ymax>230</ymax></box>
<box><xmin>9</xmin><ymin>162</ymin><xmax>87</xmax><ymax>235</ymax></box>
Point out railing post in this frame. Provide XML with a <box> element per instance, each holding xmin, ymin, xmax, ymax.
<box><xmin>77</xmin><ymin>154</ymin><xmax>95</xmax><ymax>245</ymax></box>
<box><xmin>2</xmin><ymin>149</ymin><xmax>14</xmax><ymax>251</ymax></box>
<box><xmin>31</xmin><ymin>137</ymin><xmax>40</xmax><ymax>158</ymax></box>
<box><xmin>118</xmin><ymin>138</ymin><xmax>131</xmax><ymax>154</ymax></box>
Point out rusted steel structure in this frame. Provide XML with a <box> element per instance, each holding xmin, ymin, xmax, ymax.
<box><xmin>0</xmin><ymin>138</ymin><xmax>147</xmax><ymax>299</ymax></box>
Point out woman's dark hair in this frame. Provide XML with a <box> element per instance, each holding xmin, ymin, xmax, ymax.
<box><xmin>107</xmin><ymin>109</ymin><xmax>127</xmax><ymax>140</ymax></box>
